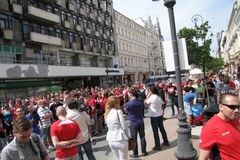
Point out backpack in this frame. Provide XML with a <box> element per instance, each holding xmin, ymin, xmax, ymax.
<box><xmin>30</xmin><ymin>133</ymin><xmax>44</xmax><ymax>159</ymax></box>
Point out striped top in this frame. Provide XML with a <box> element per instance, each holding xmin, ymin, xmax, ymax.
<box><xmin>37</xmin><ymin>107</ymin><xmax>52</xmax><ymax>128</ymax></box>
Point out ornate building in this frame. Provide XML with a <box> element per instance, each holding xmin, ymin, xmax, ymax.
<box><xmin>114</xmin><ymin>10</ymin><xmax>165</xmax><ymax>84</ymax></box>
<box><xmin>218</xmin><ymin>0</ymin><xmax>240</xmax><ymax>77</ymax></box>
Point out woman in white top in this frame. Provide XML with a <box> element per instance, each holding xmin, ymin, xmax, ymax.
<box><xmin>104</xmin><ymin>96</ymin><xmax>129</xmax><ymax>160</ymax></box>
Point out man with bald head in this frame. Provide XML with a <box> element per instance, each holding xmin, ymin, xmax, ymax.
<box><xmin>51</xmin><ymin>106</ymin><xmax>84</xmax><ymax>160</ymax></box>
<box><xmin>199</xmin><ymin>93</ymin><xmax>240</xmax><ymax>160</ymax></box>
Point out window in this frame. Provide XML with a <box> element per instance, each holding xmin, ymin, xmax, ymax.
<box><xmin>56</xmin><ymin>29</ymin><xmax>62</xmax><ymax>38</ymax></box>
<box><xmin>77</xmin><ymin>0</ymin><xmax>81</xmax><ymax>13</ymax></box>
<box><xmin>0</xmin><ymin>14</ymin><xmax>13</xmax><ymax>29</ymax></box>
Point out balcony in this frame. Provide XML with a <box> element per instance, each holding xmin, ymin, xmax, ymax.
<box><xmin>90</xmin><ymin>13</ymin><xmax>95</xmax><ymax>20</ymax></box>
<box><xmin>101</xmin><ymin>49</ymin><xmax>106</xmax><ymax>55</ymax></box>
<box><xmin>84</xmin><ymin>45</ymin><xmax>90</xmax><ymax>52</ymax></box>
<box><xmin>10</xmin><ymin>3</ymin><xmax>22</xmax><ymax>14</ymax></box>
<box><xmin>76</xmin><ymin>25</ymin><xmax>82</xmax><ymax>32</ymax></box>
<box><xmin>95</xmin><ymin>31</ymin><xmax>99</xmax><ymax>37</ymax></box>
<box><xmin>66</xmin><ymin>1</ymin><xmax>74</xmax><ymax>11</ymax></box>
<box><xmin>63</xmin><ymin>20</ymin><xmax>70</xmax><ymax>29</ymax></box>
<box><xmin>39</xmin><ymin>0</ymin><xmax>57</xmax><ymax>4</ymax></box>
<box><xmin>98</xmin><ymin>17</ymin><xmax>102</xmax><ymax>23</ymax></box>
<box><xmin>105</xmin><ymin>20</ymin><xmax>110</xmax><ymax>26</ymax></box>
<box><xmin>86</xmin><ymin>28</ymin><xmax>91</xmax><ymax>34</ymax></box>
<box><xmin>80</xmin><ymin>9</ymin><xmax>85</xmax><ymax>15</ymax></box>
<box><xmin>86</xmin><ymin>0</ymin><xmax>91</xmax><ymax>4</ymax></box>
<box><xmin>1</xmin><ymin>29</ymin><xmax>13</xmax><ymax>40</ymax></box>
<box><xmin>108</xmin><ymin>50</ymin><xmax>113</xmax><ymax>56</ymax></box>
<box><xmin>93</xmin><ymin>47</ymin><xmax>99</xmax><ymax>53</ymax></box>
<box><xmin>71</xmin><ymin>42</ymin><xmax>77</xmax><ymax>50</ymax></box>
<box><xmin>103</xmin><ymin>34</ymin><xmax>107</xmax><ymax>39</ymax></box>
<box><xmin>24</xmin><ymin>32</ymin><xmax>62</xmax><ymax>46</ymax></box>
<box><xmin>23</xmin><ymin>5</ymin><xmax>60</xmax><ymax>25</ymax></box>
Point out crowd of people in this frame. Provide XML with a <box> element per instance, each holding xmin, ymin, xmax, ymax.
<box><xmin>0</xmin><ymin>72</ymin><xmax>239</xmax><ymax>160</ymax></box>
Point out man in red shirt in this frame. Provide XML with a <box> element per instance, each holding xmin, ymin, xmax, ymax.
<box><xmin>51</xmin><ymin>106</ymin><xmax>84</xmax><ymax>159</ymax></box>
<box><xmin>199</xmin><ymin>93</ymin><xmax>240</xmax><ymax>160</ymax></box>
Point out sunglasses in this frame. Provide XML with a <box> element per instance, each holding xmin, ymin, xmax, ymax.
<box><xmin>221</xmin><ymin>103</ymin><xmax>240</xmax><ymax>110</ymax></box>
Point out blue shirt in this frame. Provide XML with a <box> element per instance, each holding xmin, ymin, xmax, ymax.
<box><xmin>183</xmin><ymin>92</ymin><xmax>197</xmax><ymax>102</ymax></box>
<box><xmin>26</xmin><ymin>112</ymin><xmax>40</xmax><ymax>134</ymax></box>
<box><xmin>125</xmin><ymin>99</ymin><xmax>144</xmax><ymax>125</ymax></box>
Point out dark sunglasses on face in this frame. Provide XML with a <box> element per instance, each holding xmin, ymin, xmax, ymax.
<box><xmin>221</xmin><ymin>103</ymin><xmax>240</xmax><ymax>110</ymax></box>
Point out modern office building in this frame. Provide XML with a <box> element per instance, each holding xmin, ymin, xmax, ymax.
<box><xmin>0</xmin><ymin>0</ymin><xmax>123</xmax><ymax>99</ymax></box>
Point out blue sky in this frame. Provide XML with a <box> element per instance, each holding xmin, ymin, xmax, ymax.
<box><xmin>113</xmin><ymin>0</ymin><xmax>236</xmax><ymax>56</ymax></box>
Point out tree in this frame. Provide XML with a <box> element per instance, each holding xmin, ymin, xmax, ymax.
<box><xmin>205</xmin><ymin>57</ymin><xmax>224</xmax><ymax>73</ymax></box>
<box><xmin>178</xmin><ymin>21</ymin><xmax>222</xmax><ymax>73</ymax></box>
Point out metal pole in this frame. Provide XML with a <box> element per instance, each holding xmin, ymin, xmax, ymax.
<box><xmin>162</xmin><ymin>0</ymin><xmax>197</xmax><ymax>159</ymax></box>
<box><xmin>191</xmin><ymin>14</ymin><xmax>211</xmax><ymax>107</ymax></box>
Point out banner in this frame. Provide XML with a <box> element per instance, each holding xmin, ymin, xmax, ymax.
<box><xmin>162</xmin><ymin>38</ymin><xmax>190</xmax><ymax>72</ymax></box>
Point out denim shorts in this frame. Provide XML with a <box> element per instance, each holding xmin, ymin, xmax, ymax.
<box><xmin>184</xmin><ymin>101</ymin><xmax>192</xmax><ymax>115</ymax></box>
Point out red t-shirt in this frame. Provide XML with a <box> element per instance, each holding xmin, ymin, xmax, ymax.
<box><xmin>229</xmin><ymin>80</ymin><xmax>236</xmax><ymax>89</ymax></box>
<box><xmin>103</xmin><ymin>97</ymin><xmax>108</xmax><ymax>110</ymax></box>
<box><xmin>114</xmin><ymin>89</ymin><xmax>124</xmax><ymax>102</ymax></box>
<box><xmin>199</xmin><ymin>115</ymin><xmax>240</xmax><ymax>160</ymax></box>
<box><xmin>51</xmin><ymin>119</ymin><xmax>81</xmax><ymax>158</ymax></box>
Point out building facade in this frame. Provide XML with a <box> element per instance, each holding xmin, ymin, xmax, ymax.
<box><xmin>0</xmin><ymin>0</ymin><xmax>123</xmax><ymax>99</ymax></box>
<box><xmin>218</xmin><ymin>0</ymin><xmax>240</xmax><ymax>77</ymax></box>
<box><xmin>114</xmin><ymin>10</ymin><xmax>165</xmax><ymax>84</ymax></box>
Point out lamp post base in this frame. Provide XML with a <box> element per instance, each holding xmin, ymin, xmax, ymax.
<box><xmin>174</xmin><ymin>113</ymin><xmax>197</xmax><ymax>160</ymax></box>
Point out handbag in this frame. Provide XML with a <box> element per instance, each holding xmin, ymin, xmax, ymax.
<box><xmin>116</xmin><ymin>110</ymin><xmax>136</xmax><ymax>150</ymax></box>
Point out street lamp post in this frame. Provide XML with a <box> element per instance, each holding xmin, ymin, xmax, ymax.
<box><xmin>152</xmin><ymin>0</ymin><xmax>197</xmax><ymax>159</ymax></box>
<box><xmin>191</xmin><ymin>14</ymin><xmax>213</xmax><ymax>107</ymax></box>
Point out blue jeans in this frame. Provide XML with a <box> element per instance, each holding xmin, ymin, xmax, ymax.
<box><xmin>78</xmin><ymin>138</ymin><xmax>96</xmax><ymax>160</ymax></box>
<box><xmin>150</xmin><ymin>116</ymin><xmax>169</xmax><ymax>147</ymax></box>
<box><xmin>130</xmin><ymin>123</ymin><xmax>147</xmax><ymax>156</ymax></box>
<box><xmin>169</xmin><ymin>96</ymin><xmax>179</xmax><ymax>115</ymax></box>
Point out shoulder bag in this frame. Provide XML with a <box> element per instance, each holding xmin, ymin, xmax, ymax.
<box><xmin>116</xmin><ymin>110</ymin><xmax>136</xmax><ymax>150</ymax></box>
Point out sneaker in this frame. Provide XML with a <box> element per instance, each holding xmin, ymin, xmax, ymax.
<box><xmin>142</xmin><ymin>152</ymin><xmax>148</xmax><ymax>157</ymax></box>
<box><xmin>129</xmin><ymin>154</ymin><xmax>138</xmax><ymax>158</ymax></box>
<box><xmin>152</xmin><ymin>146</ymin><xmax>161</xmax><ymax>150</ymax></box>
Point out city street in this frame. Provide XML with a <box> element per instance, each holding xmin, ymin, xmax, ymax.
<box><xmin>49</xmin><ymin>106</ymin><xmax>202</xmax><ymax>160</ymax></box>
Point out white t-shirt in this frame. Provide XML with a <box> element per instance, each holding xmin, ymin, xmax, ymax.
<box><xmin>145</xmin><ymin>94</ymin><xmax>163</xmax><ymax>117</ymax></box>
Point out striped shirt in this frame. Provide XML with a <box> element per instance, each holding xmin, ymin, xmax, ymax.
<box><xmin>37</xmin><ymin>107</ymin><xmax>52</xmax><ymax>128</ymax></box>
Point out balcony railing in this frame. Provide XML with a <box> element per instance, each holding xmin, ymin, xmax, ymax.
<box><xmin>24</xmin><ymin>32</ymin><xmax>62</xmax><ymax>46</ymax></box>
<box><xmin>23</xmin><ymin>5</ymin><xmax>61</xmax><ymax>24</ymax></box>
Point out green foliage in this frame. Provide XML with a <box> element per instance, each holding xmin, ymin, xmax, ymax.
<box><xmin>178</xmin><ymin>21</ymin><xmax>213</xmax><ymax>67</ymax></box>
<box><xmin>205</xmin><ymin>57</ymin><xmax>224</xmax><ymax>73</ymax></box>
